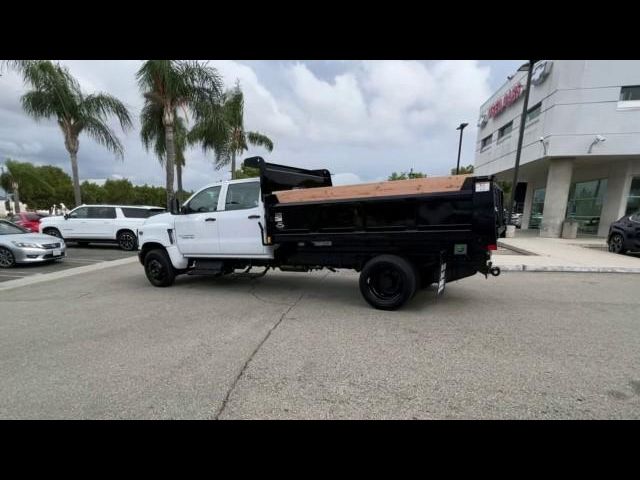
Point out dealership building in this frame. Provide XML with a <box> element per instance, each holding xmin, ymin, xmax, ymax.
<box><xmin>474</xmin><ymin>60</ymin><xmax>640</xmax><ymax>237</ymax></box>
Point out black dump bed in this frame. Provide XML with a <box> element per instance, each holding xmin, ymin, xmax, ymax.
<box><xmin>245</xmin><ymin>156</ymin><xmax>504</xmax><ymax>278</ymax></box>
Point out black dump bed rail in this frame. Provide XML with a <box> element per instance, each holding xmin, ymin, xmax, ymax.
<box><xmin>244</xmin><ymin>156</ymin><xmax>332</xmax><ymax>195</ymax></box>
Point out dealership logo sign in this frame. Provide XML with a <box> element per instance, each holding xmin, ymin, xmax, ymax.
<box><xmin>531</xmin><ymin>60</ymin><xmax>553</xmax><ymax>85</ymax></box>
<box><xmin>488</xmin><ymin>83</ymin><xmax>523</xmax><ymax>119</ymax></box>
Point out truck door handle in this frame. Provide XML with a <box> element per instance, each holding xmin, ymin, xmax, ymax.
<box><xmin>205</xmin><ymin>218</ymin><xmax>216</xmax><ymax>222</ymax></box>
<box><xmin>248</xmin><ymin>215</ymin><xmax>260</xmax><ymax>219</ymax></box>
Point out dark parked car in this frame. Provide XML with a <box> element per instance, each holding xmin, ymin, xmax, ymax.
<box><xmin>607</xmin><ymin>211</ymin><xmax>640</xmax><ymax>254</ymax></box>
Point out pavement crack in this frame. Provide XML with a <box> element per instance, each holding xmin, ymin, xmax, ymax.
<box><xmin>248</xmin><ymin>279</ymin><xmax>293</xmax><ymax>306</ymax></box>
<box><xmin>213</xmin><ymin>292</ymin><xmax>305</xmax><ymax>420</ymax></box>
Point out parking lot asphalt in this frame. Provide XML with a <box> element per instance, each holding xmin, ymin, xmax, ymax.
<box><xmin>1</xmin><ymin>262</ymin><xmax>639</xmax><ymax>419</ymax></box>
<box><xmin>0</xmin><ymin>244</ymin><xmax>136</xmax><ymax>283</ymax></box>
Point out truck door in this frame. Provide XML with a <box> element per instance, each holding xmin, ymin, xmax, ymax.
<box><xmin>86</xmin><ymin>206</ymin><xmax>117</xmax><ymax>237</ymax></box>
<box><xmin>64</xmin><ymin>206</ymin><xmax>90</xmax><ymax>238</ymax></box>
<box><xmin>217</xmin><ymin>181</ymin><xmax>267</xmax><ymax>255</ymax></box>
<box><xmin>174</xmin><ymin>186</ymin><xmax>222</xmax><ymax>255</ymax></box>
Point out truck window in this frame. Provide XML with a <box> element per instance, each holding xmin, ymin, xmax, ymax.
<box><xmin>224</xmin><ymin>182</ymin><xmax>260</xmax><ymax>211</ymax></box>
<box><xmin>121</xmin><ymin>207</ymin><xmax>165</xmax><ymax>218</ymax></box>
<box><xmin>68</xmin><ymin>207</ymin><xmax>89</xmax><ymax>219</ymax></box>
<box><xmin>88</xmin><ymin>207</ymin><xmax>117</xmax><ymax>219</ymax></box>
<box><xmin>186</xmin><ymin>186</ymin><xmax>221</xmax><ymax>213</ymax></box>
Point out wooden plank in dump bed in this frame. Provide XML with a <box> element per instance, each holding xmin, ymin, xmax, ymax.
<box><xmin>273</xmin><ymin>175</ymin><xmax>471</xmax><ymax>204</ymax></box>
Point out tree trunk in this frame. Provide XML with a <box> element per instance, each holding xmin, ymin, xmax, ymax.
<box><xmin>12</xmin><ymin>181</ymin><xmax>21</xmax><ymax>214</ymax></box>
<box><xmin>176</xmin><ymin>160</ymin><xmax>183</xmax><ymax>202</ymax></box>
<box><xmin>231</xmin><ymin>150</ymin><xmax>236</xmax><ymax>180</ymax></box>
<box><xmin>69</xmin><ymin>151</ymin><xmax>81</xmax><ymax>207</ymax></box>
<box><xmin>164</xmin><ymin>123</ymin><xmax>176</xmax><ymax>210</ymax></box>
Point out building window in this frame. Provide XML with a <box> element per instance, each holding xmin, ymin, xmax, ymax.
<box><xmin>526</xmin><ymin>102</ymin><xmax>542</xmax><ymax>122</ymax></box>
<box><xmin>480</xmin><ymin>134</ymin><xmax>492</xmax><ymax>150</ymax></box>
<box><xmin>626</xmin><ymin>176</ymin><xmax>640</xmax><ymax>215</ymax></box>
<box><xmin>620</xmin><ymin>86</ymin><xmax>640</xmax><ymax>101</ymax></box>
<box><xmin>566</xmin><ymin>179</ymin><xmax>608</xmax><ymax>235</ymax></box>
<box><xmin>497</xmin><ymin>121</ymin><xmax>513</xmax><ymax>139</ymax></box>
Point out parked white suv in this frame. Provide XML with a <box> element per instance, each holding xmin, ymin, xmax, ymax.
<box><xmin>39</xmin><ymin>205</ymin><xmax>165</xmax><ymax>250</ymax></box>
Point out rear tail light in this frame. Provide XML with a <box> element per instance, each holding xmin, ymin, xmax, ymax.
<box><xmin>487</xmin><ymin>244</ymin><xmax>497</xmax><ymax>251</ymax></box>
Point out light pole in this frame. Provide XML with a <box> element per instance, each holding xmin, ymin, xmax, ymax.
<box><xmin>455</xmin><ymin>122</ymin><xmax>468</xmax><ymax>175</ymax></box>
<box><xmin>507</xmin><ymin>60</ymin><xmax>537</xmax><ymax>225</ymax></box>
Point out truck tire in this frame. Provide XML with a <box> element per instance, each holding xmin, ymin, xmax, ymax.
<box><xmin>144</xmin><ymin>249</ymin><xmax>176</xmax><ymax>287</ymax></box>
<box><xmin>359</xmin><ymin>255</ymin><xmax>418</xmax><ymax>310</ymax></box>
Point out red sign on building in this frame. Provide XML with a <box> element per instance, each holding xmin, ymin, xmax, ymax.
<box><xmin>488</xmin><ymin>83</ymin><xmax>524</xmax><ymax>118</ymax></box>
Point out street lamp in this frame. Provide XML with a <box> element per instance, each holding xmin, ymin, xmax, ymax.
<box><xmin>455</xmin><ymin>122</ymin><xmax>468</xmax><ymax>175</ymax></box>
<box><xmin>507</xmin><ymin>60</ymin><xmax>537</xmax><ymax>225</ymax></box>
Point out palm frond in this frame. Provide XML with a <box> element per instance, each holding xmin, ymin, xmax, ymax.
<box><xmin>82</xmin><ymin>93</ymin><xmax>133</xmax><ymax>131</ymax></box>
<box><xmin>247</xmin><ymin>131</ymin><xmax>274</xmax><ymax>152</ymax></box>
<box><xmin>20</xmin><ymin>90</ymin><xmax>59</xmax><ymax>119</ymax></box>
<box><xmin>140</xmin><ymin>101</ymin><xmax>165</xmax><ymax>158</ymax></box>
<box><xmin>81</xmin><ymin>116</ymin><xmax>125</xmax><ymax>159</ymax></box>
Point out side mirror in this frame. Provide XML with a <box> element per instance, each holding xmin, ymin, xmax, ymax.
<box><xmin>64</xmin><ymin>214</ymin><xmax>69</xmax><ymax>220</ymax></box>
<box><xmin>180</xmin><ymin>205</ymin><xmax>188</xmax><ymax>214</ymax></box>
<box><xmin>169</xmin><ymin>196</ymin><xmax>181</xmax><ymax>215</ymax></box>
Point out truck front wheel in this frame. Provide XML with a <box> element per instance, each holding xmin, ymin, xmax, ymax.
<box><xmin>144</xmin><ymin>249</ymin><xmax>176</xmax><ymax>287</ymax></box>
<box><xmin>359</xmin><ymin>255</ymin><xmax>418</xmax><ymax>310</ymax></box>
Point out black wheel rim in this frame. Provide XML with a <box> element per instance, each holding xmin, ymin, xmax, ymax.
<box><xmin>609</xmin><ymin>234</ymin><xmax>622</xmax><ymax>253</ymax></box>
<box><xmin>120</xmin><ymin>233</ymin><xmax>136</xmax><ymax>250</ymax></box>
<box><xmin>367</xmin><ymin>265</ymin><xmax>404</xmax><ymax>301</ymax></box>
<box><xmin>0</xmin><ymin>248</ymin><xmax>15</xmax><ymax>267</ymax></box>
<box><xmin>147</xmin><ymin>259</ymin><xmax>166</xmax><ymax>281</ymax></box>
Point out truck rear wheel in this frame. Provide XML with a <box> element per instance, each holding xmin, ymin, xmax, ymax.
<box><xmin>359</xmin><ymin>255</ymin><xmax>418</xmax><ymax>310</ymax></box>
<box><xmin>144</xmin><ymin>249</ymin><xmax>176</xmax><ymax>287</ymax></box>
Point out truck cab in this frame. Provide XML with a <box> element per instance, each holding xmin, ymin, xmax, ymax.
<box><xmin>138</xmin><ymin>178</ymin><xmax>274</xmax><ymax>273</ymax></box>
<box><xmin>172</xmin><ymin>177</ymin><xmax>273</xmax><ymax>258</ymax></box>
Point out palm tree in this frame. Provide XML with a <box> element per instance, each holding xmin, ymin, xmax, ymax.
<box><xmin>140</xmin><ymin>103</ymin><xmax>189</xmax><ymax>201</ymax></box>
<box><xmin>137</xmin><ymin>60</ymin><xmax>223</xmax><ymax>209</ymax></box>
<box><xmin>0</xmin><ymin>160</ymin><xmax>24</xmax><ymax>214</ymax></box>
<box><xmin>2</xmin><ymin>60</ymin><xmax>132</xmax><ymax>206</ymax></box>
<box><xmin>0</xmin><ymin>159</ymin><xmax>53</xmax><ymax>214</ymax></box>
<box><xmin>190</xmin><ymin>82</ymin><xmax>274</xmax><ymax>179</ymax></box>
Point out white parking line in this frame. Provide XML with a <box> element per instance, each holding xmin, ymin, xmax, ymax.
<box><xmin>0</xmin><ymin>257</ymin><xmax>138</xmax><ymax>291</ymax></box>
<box><xmin>66</xmin><ymin>257</ymin><xmax>130</xmax><ymax>262</ymax></box>
<box><xmin>63</xmin><ymin>259</ymin><xmax>102</xmax><ymax>263</ymax></box>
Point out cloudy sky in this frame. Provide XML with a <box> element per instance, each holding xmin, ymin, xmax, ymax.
<box><xmin>0</xmin><ymin>60</ymin><xmax>522</xmax><ymax>190</ymax></box>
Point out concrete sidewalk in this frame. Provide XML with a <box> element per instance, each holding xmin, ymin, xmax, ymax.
<box><xmin>494</xmin><ymin>229</ymin><xmax>640</xmax><ymax>273</ymax></box>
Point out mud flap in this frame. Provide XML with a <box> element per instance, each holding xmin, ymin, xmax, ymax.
<box><xmin>436</xmin><ymin>251</ymin><xmax>447</xmax><ymax>298</ymax></box>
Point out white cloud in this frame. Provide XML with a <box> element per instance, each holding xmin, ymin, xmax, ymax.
<box><xmin>0</xmin><ymin>60</ymin><xmax>515</xmax><ymax>193</ymax></box>
<box><xmin>331</xmin><ymin>172</ymin><xmax>363</xmax><ymax>185</ymax></box>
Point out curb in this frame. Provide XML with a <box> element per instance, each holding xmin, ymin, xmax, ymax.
<box><xmin>497</xmin><ymin>241</ymin><xmax>538</xmax><ymax>256</ymax></box>
<box><xmin>0</xmin><ymin>256</ymin><xmax>139</xmax><ymax>292</ymax></box>
<box><xmin>495</xmin><ymin>264</ymin><xmax>640</xmax><ymax>273</ymax></box>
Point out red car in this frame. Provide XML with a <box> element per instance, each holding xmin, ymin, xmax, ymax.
<box><xmin>8</xmin><ymin>212</ymin><xmax>44</xmax><ymax>233</ymax></box>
